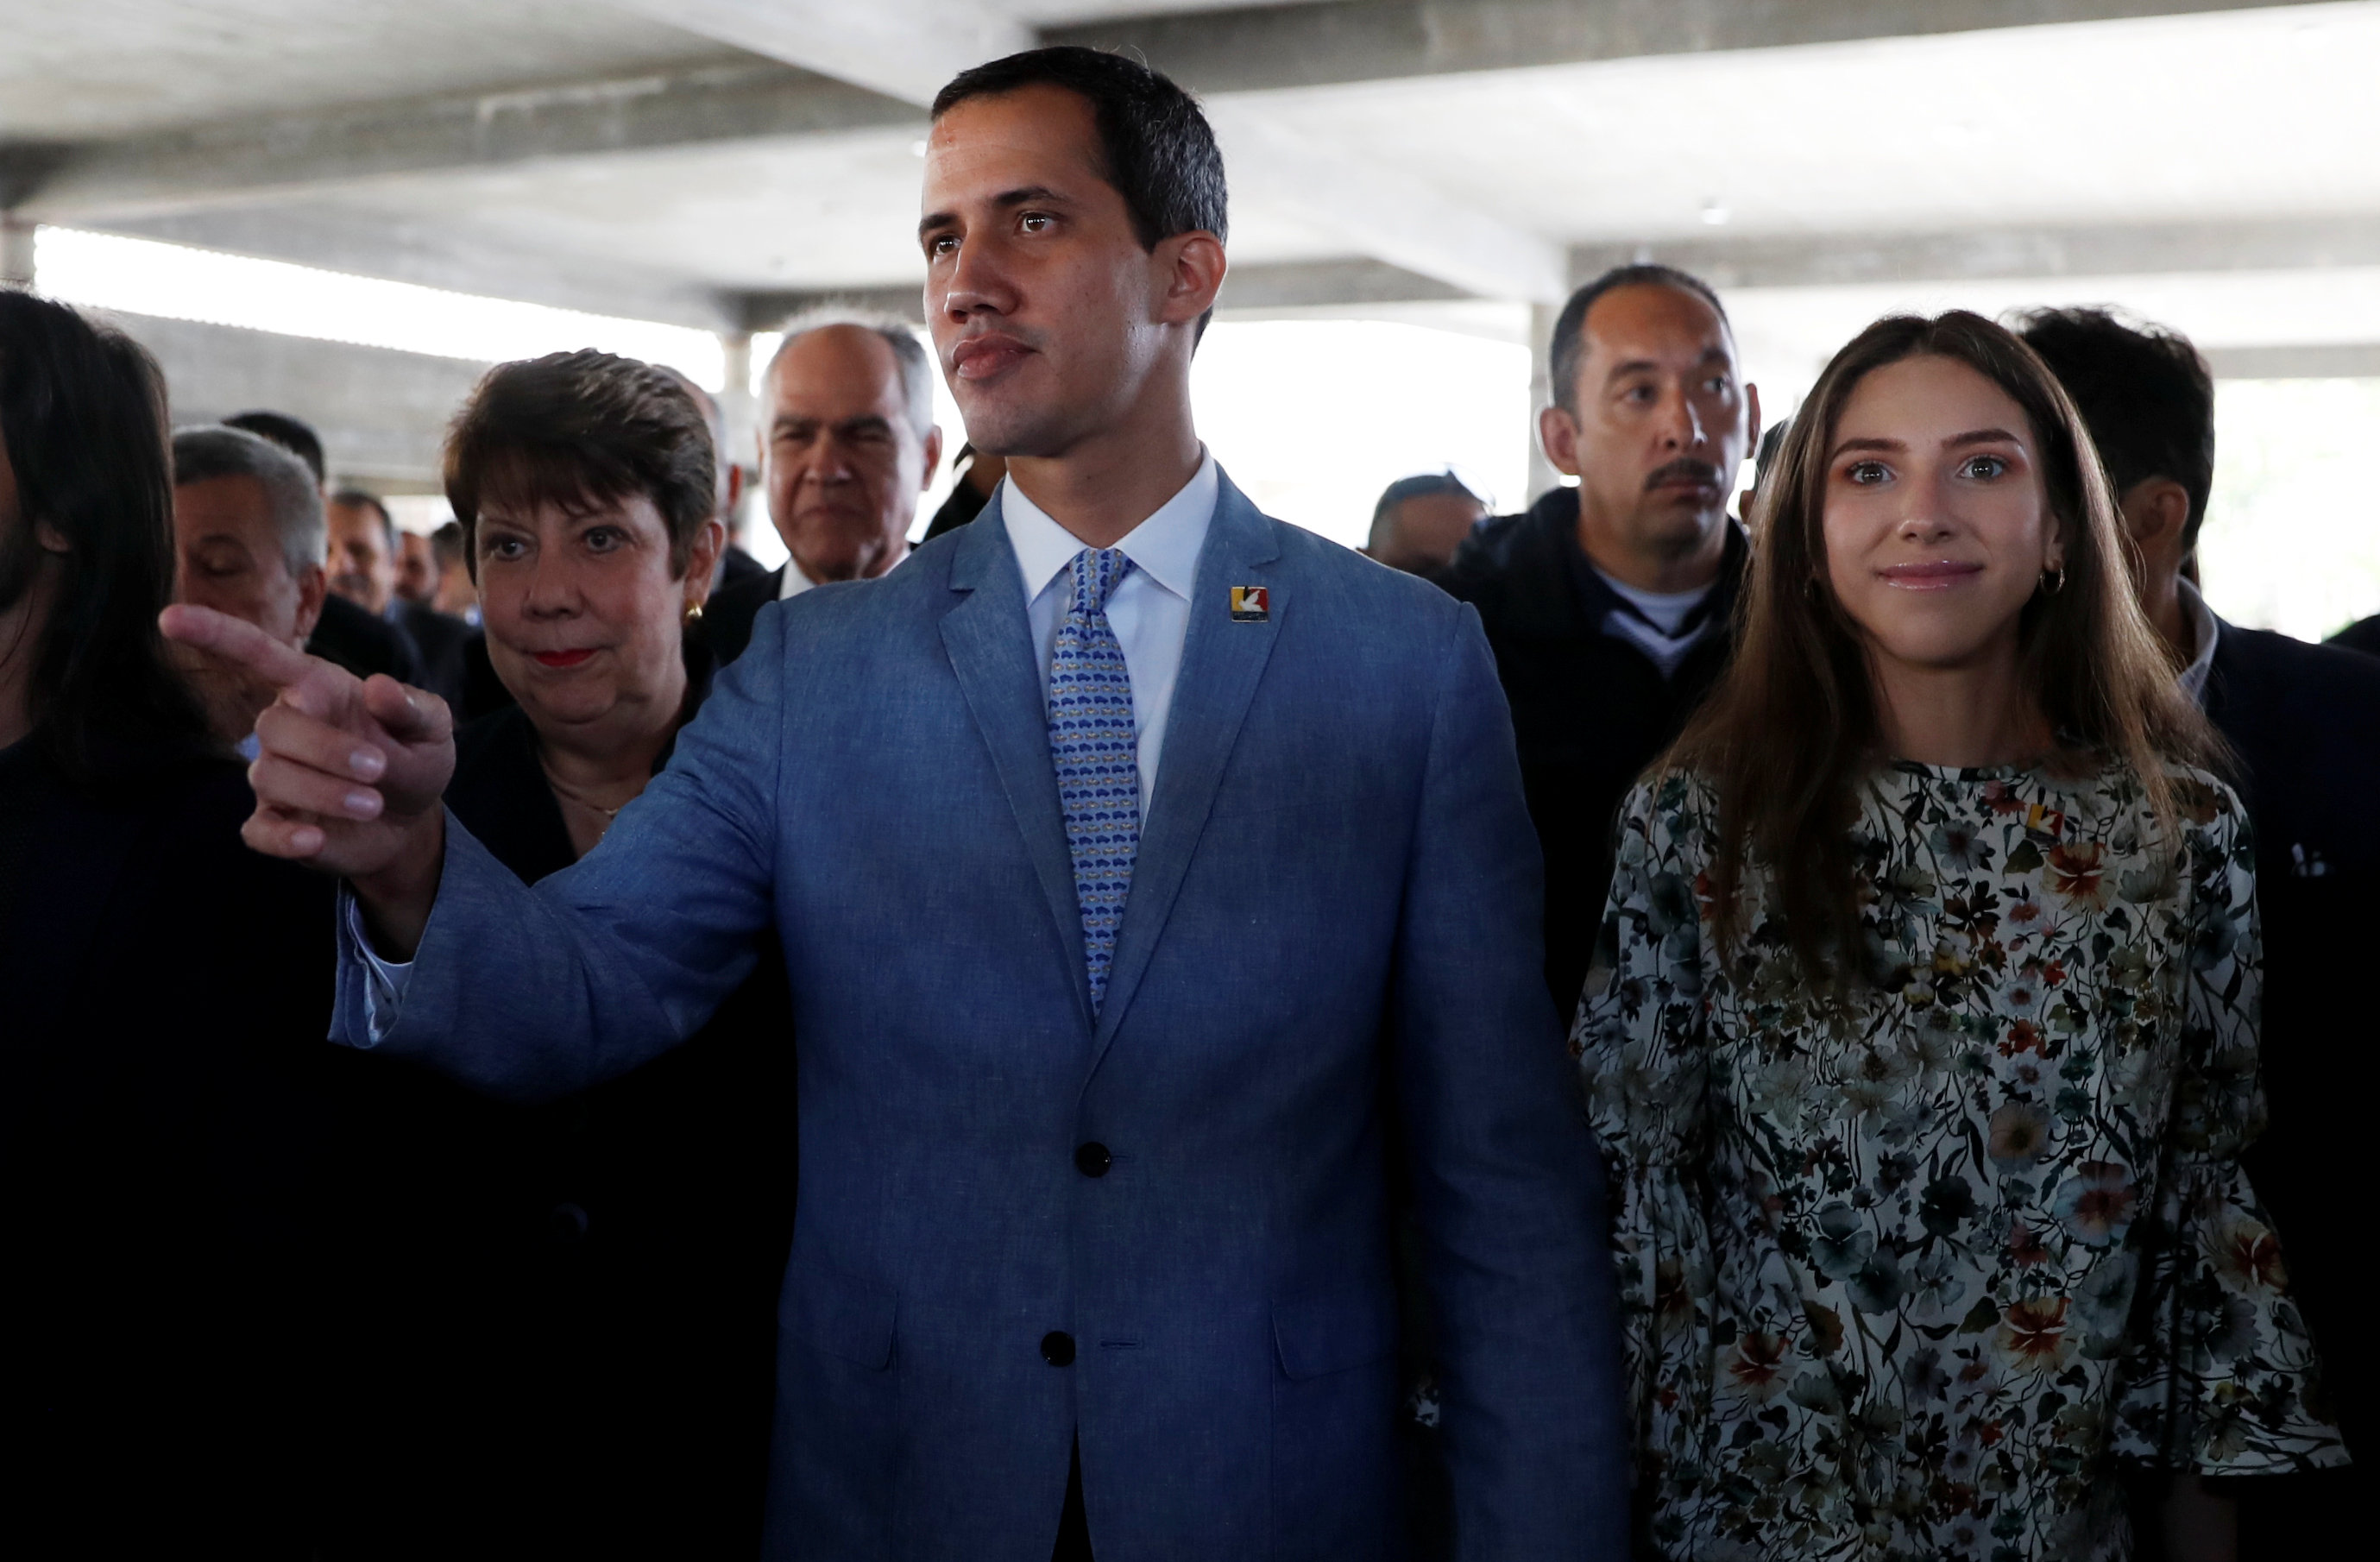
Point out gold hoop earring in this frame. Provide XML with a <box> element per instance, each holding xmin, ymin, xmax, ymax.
<box><xmin>2040</xmin><ymin>565</ymin><xmax>2067</xmax><ymax>596</ymax></box>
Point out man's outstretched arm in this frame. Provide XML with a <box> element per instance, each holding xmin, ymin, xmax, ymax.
<box><xmin>161</xmin><ymin>602</ymin><xmax>452</xmax><ymax>954</ymax></box>
<box><xmin>161</xmin><ymin>601</ymin><xmax>785</xmax><ymax>1100</ymax></box>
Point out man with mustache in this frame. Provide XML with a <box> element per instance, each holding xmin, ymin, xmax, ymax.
<box><xmin>163</xmin><ymin>44</ymin><xmax>1625</xmax><ymax>1561</ymax></box>
<box><xmin>1439</xmin><ymin>265</ymin><xmax>1761</xmax><ymax>1015</ymax></box>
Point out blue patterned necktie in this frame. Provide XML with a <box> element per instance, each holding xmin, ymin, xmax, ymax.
<box><xmin>1048</xmin><ymin>547</ymin><xmax>1141</xmax><ymax>1014</ymax></box>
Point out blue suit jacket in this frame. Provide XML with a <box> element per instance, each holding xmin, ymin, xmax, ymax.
<box><xmin>340</xmin><ymin>476</ymin><xmax>1627</xmax><ymax>1559</ymax></box>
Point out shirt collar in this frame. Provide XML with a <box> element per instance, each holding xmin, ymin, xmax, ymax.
<box><xmin>2175</xmin><ymin>576</ymin><xmax>2221</xmax><ymax>705</ymax></box>
<box><xmin>1000</xmin><ymin>450</ymin><xmax>1218</xmax><ymax>604</ymax></box>
<box><xmin>777</xmin><ymin>557</ymin><xmax>815</xmax><ymax>601</ymax></box>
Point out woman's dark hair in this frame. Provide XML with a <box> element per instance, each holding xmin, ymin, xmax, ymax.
<box><xmin>0</xmin><ymin>289</ymin><xmax>209</xmax><ymax>774</ymax></box>
<box><xmin>1668</xmin><ymin>310</ymin><xmax>2216</xmax><ymax>987</ymax></box>
<box><xmin>444</xmin><ymin>350</ymin><xmax>716</xmax><ymax>580</ymax></box>
<box><xmin>931</xmin><ymin>46</ymin><xmax>1228</xmax><ymax>251</ymax></box>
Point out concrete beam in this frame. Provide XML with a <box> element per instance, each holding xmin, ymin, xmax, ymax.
<box><xmin>732</xmin><ymin>258</ymin><xmax>1472</xmax><ymax>331</ymax></box>
<box><xmin>1569</xmin><ymin>215</ymin><xmax>2380</xmax><ymax>290</ymax></box>
<box><xmin>1203</xmin><ymin>102</ymin><xmax>1565</xmax><ymax>302</ymax></box>
<box><xmin>1045</xmin><ymin>0</ymin><xmax>2330</xmax><ymax>96</ymax></box>
<box><xmin>11</xmin><ymin>59</ymin><xmax>919</xmax><ymax>223</ymax></box>
<box><xmin>608</xmin><ymin>1</ymin><xmax>1029</xmax><ymax>108</ymax></box>
<box><xmin>639</xmin><ymin>0</ymin><xmax>1568</xmax><ymax>301</ymax></box>
<box><xmin>104</xmin><ymin>309</ymin><xmax>488</xmax><ymax>485</ymax></box>
<box><xmin>1</xmin><ymin>214</ymin><xmax>34</xmax><ymax>287</ymax></box>
<box><xmin>2205</xmin><ymin>343</ymin><xmax>2380</xmax><ymax>380</ymax></box>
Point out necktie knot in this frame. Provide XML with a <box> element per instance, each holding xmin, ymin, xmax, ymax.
<box><xmin>1070</xmin><ymin>547</ymin><xmax>1133</xmax><ymax>617</ymax></box>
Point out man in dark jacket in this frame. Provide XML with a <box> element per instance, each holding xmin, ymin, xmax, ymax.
<box><xmin>1439</xmin><ymin>264</ymin><xmax>1759</xmax><ymax>1016</ymax></box>
<box><xmin>2022</xmin><ymin>307</ymin><xmax>2380</xmax><ymax>1558</ymax></box>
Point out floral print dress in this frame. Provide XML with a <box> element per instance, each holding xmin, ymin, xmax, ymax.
<box><xmin>1575</xmin><ymin>759</ymin><xmax>2345</xmax><ymax>1561</ymax></box>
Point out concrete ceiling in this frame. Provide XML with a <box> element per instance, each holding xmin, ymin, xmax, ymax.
<box><xmin>6</xmin><ymin>0</ymin><xmax>2371</xmax><ymax>329</ymax></box>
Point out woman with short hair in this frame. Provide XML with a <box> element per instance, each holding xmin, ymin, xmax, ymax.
<box><xmin>396</xmin><ymin>349</ymin><xmax>795</xmax><ymax>1555</ymax></box>
<box><xmin>1577</xmin><ymin>312</ymin><xmax>2342</xmax><ymax>1560</ymax></box>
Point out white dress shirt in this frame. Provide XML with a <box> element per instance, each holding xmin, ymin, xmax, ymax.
<box><xmin>1000</xmin><ymin>452</ymin><xmax>1218</xmax><ymax>813</ymax></box>
<box><xmin>2175</xmin><ymin>576</ymin><xmax>2221</xmax><ymax>706</ymax></box>
<box><xmin>777</xmin><ymin>557</ymin><xmax>817</xmax><ymax>601</ymax></box>
<box><xmin>343</xmin><ymin>450</ymin><xmax>1219</xmax><ymax>1039</ymax></box>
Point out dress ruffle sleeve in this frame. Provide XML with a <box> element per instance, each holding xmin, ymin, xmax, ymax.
<box><xmin>2113</xmin><ymin>778</ymin><xmax>2349</xmax><ymax>1474</ymax></box>
<box><xmin>1571</xmin><ymin>778</ymin><xmax>1716</xmax><ymax>1496</ymax></box>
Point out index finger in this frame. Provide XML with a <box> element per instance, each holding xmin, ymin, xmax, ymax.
<box><xmin>159</xmin><ymin>602</ymin><xmax>321</xmax><ymax>690</ymax></box>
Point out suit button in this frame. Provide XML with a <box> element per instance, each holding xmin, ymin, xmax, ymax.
<box><xmin>1074</xmin><ymin>1142</ymin><xmax>1111</xmax><ymax>1178</ymax></box>
<box><xmin>1041</xmin><ymin>1331</ymin><xmax>1076</xmax><ymax>1367</ymax></box>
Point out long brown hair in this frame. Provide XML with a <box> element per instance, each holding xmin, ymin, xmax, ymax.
<box><xmin>1670</xmin><ymin>311</ymin><xmax>2214</xmax><ymax>984</ymax></box>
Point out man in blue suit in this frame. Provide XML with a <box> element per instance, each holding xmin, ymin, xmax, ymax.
<box><xmin>166</xmin><ymin>47</ymin><xmax>1626</xmax><ymax>1560</ymax></box>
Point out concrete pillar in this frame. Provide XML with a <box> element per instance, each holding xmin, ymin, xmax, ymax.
<box><xmin>1525</xmin><ymin>300</ymin><xmax>1563</xmax><ymax>506</ymax></box>
<box><xmin>1</xmin><ymin>216</ymin><xmax>35</xmax><ymax>288</ymax></box>
<box><xmin>716</xmin><ymin>330</ymin><xmax>756</xmax><ymax>456</ymax></box>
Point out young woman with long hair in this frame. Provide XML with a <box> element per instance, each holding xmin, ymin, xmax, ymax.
<box><xmin>1575</xmin><ymin>312</ymin><xmax>2343</xmax><ymax>1560</ymax></box>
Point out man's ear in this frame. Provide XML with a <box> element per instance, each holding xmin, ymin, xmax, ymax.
<box><xmin>292</xmin><ymin>563</ymin><xmax>327</xmax><ymax>646</ymax></box>
<box><xmin>686</xmin><ymin>518</ymin><xmax>727</xmax><ymax>604</ymax></box>
<box><xmin>2116</xmin><ymin>476</ymin><xmax>2192</xmax><ymax>556</ymax></box>
<box><xmin>920</xmin><ymin>424</ymin><xmax>947</xmax><ymax>489</ymax></box>
<box><xmin>1539</xmin><ymin>404</ymin><xmax>1583</xmax><ymax>480</ymax></box>
<box><xmin>725</xmin><ymin>461</ymin><xmax>746</xmax><ymax>515</ymax></box>
<box><xmin>1153</xmin><ymin>230</ymin><xmax>1226</xmax><ymax>325</ymax></box>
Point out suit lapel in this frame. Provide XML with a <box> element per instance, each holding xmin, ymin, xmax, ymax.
<box><xmin>1090</xmin><ymin>475</ymin><xmax>1284</xmax><ymax>1064</ymax></box>
<box><xmin>938</xmin><ymin>498</ymin><xmax>1095</xmax><ymax>1035</ymax></box>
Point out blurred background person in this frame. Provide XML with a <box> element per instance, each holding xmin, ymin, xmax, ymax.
<box><xmin>1363</xmin><ymin>469</ymin><xmax>1485</xmax><ymax>576</ymax></box>
<box><xmin>429</xmin><ymin>517</ymin><xmax>477</xmax><ymax>621</ymax></box>
<box><xmin>2326</xmin><ymin>608</ymin><xmax>2378</xmax><ymax>657</ymax></box>
<box><xmin>2</xmin><ymin>289</ymin><xmax>354</xmax><ymax>1551</ymax></box>
<box><xmin>921</xmin><ymin>439</ymin><xmax>1006</xmax><ymax>539</ymax></box>
<box><xmin>664</xmin><ymin>366</ymin><xmax>767</xmax><ymax>595</ymax></box>
<box><xmin>1439</xmin><ymin>263</ymin><xmax>1759</xmax><ymax>1014</ymax></box>
<box><xmin>225</xmin><ymin>406</ymin><xmax>423</xmax><ymax>688</ymax></box>
<box><xmin>168</xmin><ymin>424</ymin><xmax>327</xmax><ymax>752</ymax></box>
<box><xmin>703</xmin><ymin>308</ymin><xmax>942</xmax><ymax>664</ymax></box>
<box><xmin>2021</xmin><ymin>305</ymin><xmax>2380</xmax><ymax>1556</ymax></box>
<box><xmin>331</xmin><ymin>486</ymin><xmax>468</xmax><ymax>706</ymax></box>
<box><xmin>395</xmin><ymin>523</ymin><xmax>438</xmax><ymax>607</ymax></box>
<box><xmin>1579</xmin><ymin>311</ymin><xmax>2342</xmax><ymax>1562</ymax></box>
<box><xmin>379</xmin><ymin>348</ymin><xmax>796</xmax><ymax>1556</ymax></box>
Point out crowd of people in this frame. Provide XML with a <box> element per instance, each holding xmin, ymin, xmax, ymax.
<box><xmin>4</xmin><ymin>41</ymin><xmax>2375</xmax><ymax>1562</ymax></box>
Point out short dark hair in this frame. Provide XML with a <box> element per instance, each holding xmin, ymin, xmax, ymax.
<box><xmin>429</xmin><ymin>520</ymin><xmax>466</xmax><ymax>572</ymax></box>
<box><xmin>1549</xmin><ymin>263</ymin><xmax>1730</xmax><ymax>414</ymax></box>
<box><xmin>932</xmin><ymin>47</ymin><xmax>1228</xmax><ymax>252</ymax></box>
<box><xmin>172</xmin><ymin>424</ymin><xmax>327</xmax><ymax>576</ymax></box>
<box><xmin>224</xmin><ymin>410</ymin><xmax>326</xmax><ymax>485</ymax></box>
<box><xmin>0</xmin><ymin>290</ymin><xmax>208</xmax><ymax>774</ymax></box>
<box><xmin>444</xmin><ymin>350</ymin><xmax>716</xmax><ymax>579</ymax></box>
<box><xmin>329</xmin><ymin>487</ymin><xmax>396</xmax><ymax>553</ymax></box>
<box><xmin>2015</xmin><ymin>307</ymin><xmax>2216</xmax><ymax>549</ymax></box>
<box><xmin>1368</xmin><ymin>471</ymin><xmax>1484</xmax><ymax>552</ymax></box>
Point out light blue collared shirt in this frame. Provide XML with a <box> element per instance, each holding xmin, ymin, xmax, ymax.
<box><xmin>1001</xmin><ymin>451</ymin><xmax>1218</xmax><ymax>813</ymax></box>
<box><xmin>344</xmin><ymin>450</ymin><xmax>1219</xmax><ymax>1041</ymax></box>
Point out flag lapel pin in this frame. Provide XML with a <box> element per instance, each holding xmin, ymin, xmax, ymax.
<box><xmin>1229</xmin><ymin>585</ymin><xmax>1269</xmax><ymax>622</ymax></box>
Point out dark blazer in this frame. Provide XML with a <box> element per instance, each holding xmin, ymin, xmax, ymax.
<box><xmin>382</xmin><ymin>687</ymin><xmax>798</xmax><ymax>1558</ymax></box>
<box><xmin>334</xmin><ymin>474</ymin><xmax>1628</xmax><ymax>1560</ymax></box>
<box><xmin>704</xmin><ymin>562</ymin><xmax>784</xmax><ymax>666</ymax></box>
<box><xmin>398</xmin><ymin>599</ymin><xmax>472</xmax><ymax>709</ymax></box>
<box><xmin>1</xmin><ymin>732</ymin><xmax>359</xmax><ymax>1550</ymax></box>
<box><xmin>1436</xmin><ymin>488</ymin><xmax>1745</xmax><ymax>1015</ymax></box>
<box><xmin>307</xmin><ymin>589</ymin><xmax>421</xmax><ymax>685</ymax></box>
<box><xmin>2201</xmin><ymin>620</ymin><xmax>2380</xmax><ymax>1486</ymax></box>
<box><xmin>2328</xmin><ymin>609</ymin><xmax>2380</xmax><ymax>659</ymax></box>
